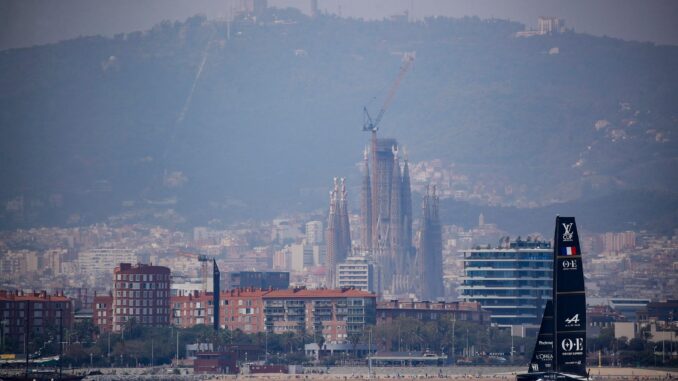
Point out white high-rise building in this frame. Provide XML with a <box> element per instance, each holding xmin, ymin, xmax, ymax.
<box><xmin>305</xmin><ymin>220</ymin><xmax>324</xmax><ymax>244</ymax></box>
<box><xmin>312</xmin><ymin>245</ymin><xmax>326</xmax><ymax>267</ymax></box>
<box><xmin>78</xmin><ymin>248</ymin><xmax>137</xmax><ymax>274</ymax></box>
<box><xmin>288</xmin><ymin>244</ymin><xmax>314</xmax><ymax>272</ymax></box>
<box><xmin>44</xmin><ymin>249</ymin><xmax>66</xmax><ymax>275</ymax></box>
<box><xmin>537</xmin><ymin>17</ymin><xmax>564</xmax><ymax>34</ymax></box>
<box><xmin>336</xmin><ymin>256</ymin><xmax>377</xmax><ymax>293</ymax></box>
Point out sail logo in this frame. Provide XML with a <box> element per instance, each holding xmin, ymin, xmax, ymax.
<box><xmin>536</xmin><ymin>353</ymin><xmax>553</xmax><ymax>361</ymax></box>
<box><xmin>531</xmin><ymin>363</ymin><xmax>539</xmax><ymax>372</ymax></box>
<box><xmin>562</xmin><ymin>223</ymin><xmax>574</xmax><ymax>242</ymax></box>
<box><xmin>561</xmin><ymin>338</ymin><xmax>584</xmax><ymax>353</ymax></box>
<box><xmin>562</xmin><ymin>259</ymin><xmax>577</xmax><ymax>270</ymax></box>
<box><xmin>565</xmin><ymin>314</ymin><xmax>581</xmax><ymax>327</ymax></box>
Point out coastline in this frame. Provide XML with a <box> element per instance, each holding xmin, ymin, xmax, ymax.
<box><xmin>5</xmin><ymin>366</ymin><xmax>672</xmax><ymax>381</ymax></box>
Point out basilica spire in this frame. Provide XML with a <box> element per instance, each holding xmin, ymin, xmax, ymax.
<box><xmin>417</xmin><ymin>184</ymin><xmax>444</xmax><ymax>300</ymax></box>
<box><xmin>401</xmin><ymin>146</ymin><xmax>413</xmax><ymax>255</ymax></box>
<box><xmin>326</xmin><ymin>177</ymin><xmax>351</xmax><ymax>288</ymax></box>
<box><xmin>361</xmin><ymin>147</ymin><xmax>372</xmax><ymax>250</ymax></box>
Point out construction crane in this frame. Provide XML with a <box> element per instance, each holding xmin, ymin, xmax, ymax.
<box><xmin>363</xmin><ymin>52</ymin><xmax>415</xmax><ymax>132</ymax></box>
<box><xmin>178</xmin><ymin>252</ymin><xmax>212</xmax><ymax>292</ymax></box>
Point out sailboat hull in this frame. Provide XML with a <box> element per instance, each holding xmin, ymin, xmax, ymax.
<box><xmin>517</xmin><ymin>372</ymin><xmax>591</xmax><ymax>381</ymax></box>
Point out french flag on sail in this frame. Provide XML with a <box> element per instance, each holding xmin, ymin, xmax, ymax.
<box><xmin>561</xmin><ymin>246</ymin><xmax>577</xmax><ymax>256</ymax></box>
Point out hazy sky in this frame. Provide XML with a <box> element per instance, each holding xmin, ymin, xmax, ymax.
<box><xmin>1</xmin><ymin>0</ymin><xmax>678</xmax><ymax>51</ymax></box>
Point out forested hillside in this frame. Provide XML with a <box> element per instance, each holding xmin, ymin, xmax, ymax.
<box><xmin>1</xmin><ymin>8</ymin><xmax>676</xmax><ymax>231</ymax></box>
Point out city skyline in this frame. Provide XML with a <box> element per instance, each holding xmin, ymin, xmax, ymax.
<box><xmin>0</xmin><ymin>1</ymin><xmax>676</xmax><ymax>374</ymax></box>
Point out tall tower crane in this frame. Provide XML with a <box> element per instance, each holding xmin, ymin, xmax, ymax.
<box><xmin>362</xmin><ymin>52</ymin><xmax>415</xmax><ymax>286</ymax></box>
<box><xmin>363</xmin><ymin>52</ymin><xmax>415</xmax><ymax>133</ymax></box>
<box><xmin>178</xmin><ymin>252</ymin><xmax>212</xmax><ymax>292</ymax></box>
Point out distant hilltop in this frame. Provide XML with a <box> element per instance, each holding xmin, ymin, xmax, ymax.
<box><xmin>0</xmin><ymin>8</ymin><xmax>676</xmax><ymax>231</ymax></box>
<box><xmin>516</xmin><ymin>16</ymin><xmax>567</xmax><ymax>37</ymax></box>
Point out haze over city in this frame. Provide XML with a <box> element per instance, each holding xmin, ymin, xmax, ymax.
<box><xmin>3</xmin><ymin>0</ymin><xmax>678</xmax><ymax>50</ymax></box>
<box><xmin>0</xmin><ymin>1</ymin><xmax>676</xmax><ymax>379</ymax></box>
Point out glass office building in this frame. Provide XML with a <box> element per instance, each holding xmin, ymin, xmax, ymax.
<box><xmin>459</xmin><ymin>239</ymin><xmax>552</xmax><ymax>327</ymax></box>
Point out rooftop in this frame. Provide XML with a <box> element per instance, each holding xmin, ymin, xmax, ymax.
<box><xmin>377</xmin><ymin>300</ymin><xmax>484</xmax><ymax>311</ymax></box>
<box><xmin>264</xmin><ymin>287</ymin><xmax>374</xmax><ymax>299</ymax></box>
<box><xmin>0</xmin><ymin>289</ymin><xmax>70</xmax><ymax>302</ymax></box>
<box><xmin>115</xmin><ymin>262</ymin><xmax>170</xmax><ymax>273</ymax></box>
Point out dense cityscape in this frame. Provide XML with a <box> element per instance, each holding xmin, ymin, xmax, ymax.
<box><xmin>1</xmin><ymin>0</ymin><xmax>677</xmax><ymax>379</ymax></box>
<box><xmin>0</xmin><ymin>126</ymin><xmax>676</xmax><ymax>374</ymax></box>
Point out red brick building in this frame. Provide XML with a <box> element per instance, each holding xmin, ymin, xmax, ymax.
<box><xmin>171</xmin><ymin>291</ymin><xmax>212</xmax><ymax>328</ymax></box>
<box><xmin>170</xmin><ymin>288</ymin><xmax>268</xmax><ymax>333</ymax></box>
<box><xmin>221</xmin><ymin>288</ymin><xmax>268</xmax><ymax>333</ymax></box>
<box><xmin>263</xmin><ymin>288</ymin><xmax>376</xmax><ymax>344</ymax></box>
<box><xmin>112</xmin><ymin>263</ymin><xmax>170</xmax><ymax>332</ymax></box>
<box><xmin>376</xmin><ymin>300</ymin><xmax>490</xmax><ymax>324</ymax></box>
<box><xmin>169</xmin><ymin>287</ymin><xmax>377</xmax><ymax>344</ymax></box>
<box><xmin>193</xmin><ymin>351</ymin><xmax>238</xmax><ymax>374</ymax></box>
<box><xmin>93</xmin><ymin>293</ymin><xmax>113</xmax><ymax>332</ymax></box>
<box><xmin>0</xmin><ymin>290</ymin><xmax>72</xmax><ymax>347</ymax></box>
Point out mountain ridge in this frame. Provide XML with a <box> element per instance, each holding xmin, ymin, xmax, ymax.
<box><xmin>0</xmin><ymin>10</ymin><xmax>676</xmax><ymax>231</ymax></box>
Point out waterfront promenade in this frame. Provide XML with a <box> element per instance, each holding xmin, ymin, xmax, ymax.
<box><xmin>52</xmin><ymin>366</ymin><xmax>676</xmax><ymax>381</ymax></box>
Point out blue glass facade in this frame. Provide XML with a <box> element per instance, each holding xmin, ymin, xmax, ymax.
<box><xmin>459</xmin><ymin>240</ymin><xmax>553</xmax><ymax>326</ymax></box>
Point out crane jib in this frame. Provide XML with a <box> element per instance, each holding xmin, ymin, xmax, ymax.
<box><xmin>362</xmin><ymin>53</ymin><xmax>415</xmax><ymax>132</ymax></box>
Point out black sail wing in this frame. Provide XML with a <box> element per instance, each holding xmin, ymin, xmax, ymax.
<box><xmin>528</xmin><ymin>300</ymin><xmax>554</xmax><ymax>373</ymax></box>
<box><xmin>553</xmin><ymin>216</ymin><xmax>587</xmax><ymax>377</ymax></box>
